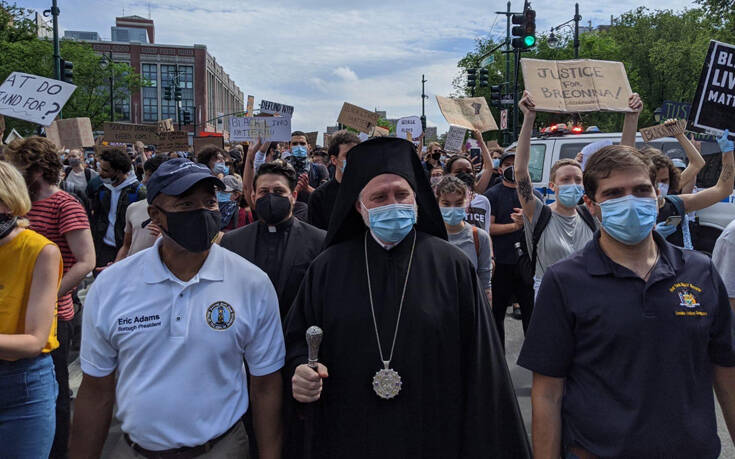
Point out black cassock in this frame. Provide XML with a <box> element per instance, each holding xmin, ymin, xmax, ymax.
<box><xmin>284</xmin><ymin>229</ymin><xmax>531</xmax><ymax>458</ymax></box>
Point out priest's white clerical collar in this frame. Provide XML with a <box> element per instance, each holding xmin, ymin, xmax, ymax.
<box><xmin>370</xmin><ymin>230</ymin><xmax>397</xmax><ymax>251</ymax></box>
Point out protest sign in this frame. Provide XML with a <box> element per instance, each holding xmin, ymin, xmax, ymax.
<box><xmin>157</xmin><ymin>131</ymin><xmax>189</xmax><ymax>152</ymax></box>
<box><xmin>639</xmin><ymin>119</ymin><xmax>687</xmax><ymax>143</ymax></box>
<box><xmin>157</xmin><ymin>118</ymin><xmax>174</xmax><ymax>133</ymax></box>
<box><xmin>246</xmin><ymin>96</ymin><xmax>254</xmax><ymax>117</ymax></box>
<box><xmin>323</xmin><ymin>133</ymin><xmax>332</xmax><ymax>148</ymax></box>
<box><xmin>103</xmin><ymin>122</ymin><xmax>160</xmax><ymax>144</ymax></box>
<box><xmin>260</xmin><ymin>100</ymin><xmax>295</xmax><ymax>117</ymax></box>
<box><xmin>521</xmin><ymin>58</ymin><xmax>633</xmax><ymax>113</ymax></box>
<box><xmin>229</xmin><ymin>117</ymin><xmax>291</xmax><ymax>142</ymax></box>
<box><xmin>396</xmin><ymin>116</ymin><xmax>423</xmax><ymax>140</ymax></box>
<box><xmin>370</xmin><ymin>125</ymin><xmax>390</xmax><ymax>138</ymax></box>
<box><xmin>0</xmin><ymin>72</ymin><xmax>76</xmax><ymax>126</ymax></box>
<box><xmin>436</xmin><ymin>96</ymin><xmax>498</xmax><ymax>132</ymax></box>
<box><xmin>193</xmin><ymin>136</ymin><xmax>224</xmax><ymax>155</ymax></box>
<box><xmin>688</xmin><ymin>40</ymin><xmax>735</xmax><ymax>139</ymax></box>
<box><xmin>45</xmin><ymin>117</ymin><xmax>95</xmax><ymax>149</ymax></box>
<box><xmin>486</xmin><ymin>140</ymin><xmax>501</xmax><ymax>151</ymax></box>
<box><xmin>304</xmin><ymin>131</ymin><xmax>318</xmax><ymax>148</ymax></box>
<box><xmin>337</xmin><ymin>102</ymin><xmax>380</xmax><ymax>133</ymax></box>
<box><xmin>444</xmin><ymin>125</ymin><xmax>466</xmax><ymax>152</ymax></box>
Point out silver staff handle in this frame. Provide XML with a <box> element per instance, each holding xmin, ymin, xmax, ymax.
<box><xmin>306</xmin><ymin>326</ymin><xmax>323</xmax><ymax>370</ymax></box>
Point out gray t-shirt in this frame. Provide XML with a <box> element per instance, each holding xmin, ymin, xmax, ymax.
<box><xmin>447</xmin><ymin>223</ymin><xmax>492</xmax><ymax>290</ymax></box>
<box><xmin>523</xmin><ymin>196</ymin><xmax>595</xmax><ymax>290</ymax></box>
<box><xmin>712</xmin><ymin>218</ymin><xmax>735</xmax><ymax>298</ymax></box>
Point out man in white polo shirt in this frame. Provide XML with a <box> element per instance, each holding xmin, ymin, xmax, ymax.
<box><xmin>70</xmin><ymin>158</ymin><xmax>285</xmax><ymax>459</ymax></box>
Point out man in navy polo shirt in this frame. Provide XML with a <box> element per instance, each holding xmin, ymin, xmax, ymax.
<box><xmin>519</xmin><ymin>145</ymin><xmax>735</xmax><ymax>458</ymax></box>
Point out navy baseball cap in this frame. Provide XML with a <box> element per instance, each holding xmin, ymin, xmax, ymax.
<box><xmin>500</xmin><ymin>151</ymin><xmax>516</xmax><ymax>165</ymax></box>
<box><xmin>146</xmin><ymin>158</ymin><xmax>225</xmax><ymax>204</ymax></box>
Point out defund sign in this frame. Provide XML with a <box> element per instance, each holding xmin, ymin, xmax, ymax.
<box><xmin>688</xmin><ymin>40</ymin><xmax>735</xmax><ymax>139</ymax></box>
<box><xmin>0</xmin><ymin>72</ymin><xmax>77</xmax><ymax>126</ymax></box>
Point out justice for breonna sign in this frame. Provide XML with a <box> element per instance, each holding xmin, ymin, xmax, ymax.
<box><xmin>688</xmin><ymin>40</ymin><xmax>735</xmax><ymax>139</ymax></box>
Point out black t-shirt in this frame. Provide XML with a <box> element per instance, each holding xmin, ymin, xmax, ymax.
<box><xmin>484</xmin><ymin>182</ymin><xmax>524</xmax><ymax>264</ymax></box>
<box><xmin>308</xmin><ymin>179</ymin><xmax>340</xmax><ymax>231</ymax></box>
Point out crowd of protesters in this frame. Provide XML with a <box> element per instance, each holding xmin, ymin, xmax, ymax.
<box><xmin>0</xmin><ymin>90</ymin><xmax>733</xmax><ymax>459</ymax></box>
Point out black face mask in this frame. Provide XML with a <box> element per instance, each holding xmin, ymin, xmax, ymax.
<box><xmin>256</xmin><ymin>193</ymin><xmax>292</xmax><ymax>225</ymax></box>
<box><xmin>0</xmin><ymin>213</ymin><xmax>17</xmax><ymax>239</ymax></box>
<box><xmin>156</xmin><ymin>207</ymin><xmax>221</xmax><ymax>253</ymax></box>
<box><xmin>502</xmin><ymin>166</ymin><xmax>516</xmax><ymax>183</ymax></box>
<box><xmin>455</xmin><ymin>172</ymin><xmax>476</xmax><ymax>189</ymax></box>
<box><xmin>431</xmin><ymin>153</ymin><xmax>441</xmax><ymax>161</ymax></box>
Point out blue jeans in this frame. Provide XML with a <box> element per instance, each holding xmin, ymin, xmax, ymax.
<box><xmin>0</xmin><ymin>353</ymin><xmax>58</xmax><ymax>458</ymax></box>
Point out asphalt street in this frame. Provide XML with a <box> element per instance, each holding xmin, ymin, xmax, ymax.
<box><xmin>69</xmin><ymin>311</ymin><xmax>734</xmax><ymax>458</ymax></box>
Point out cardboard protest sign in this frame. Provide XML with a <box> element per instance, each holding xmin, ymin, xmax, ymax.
<box><xmin>521</xmin><ymin>58</ymin><xmax>633</xmax><ymax>112</ymax></box>
<box><xmin>444</xmin><ymin>125</ymin><xmax>466</xmax><ymax>152</ymax></box>
<box><xmin>229</xmin><ymin>117</ymin><xmax>291</xmax><ymax>142</ymax></box>
<box><xmin>396</xmin><ymin>116</ymin><xmax>423</xmax><ymax>140</ymax></box>
<box><xmin>486</xmin><ymin>140</ymin><xmax>501</xmax><ymax>151</ymax></box>
<box><xmin>323</xmin><ymin>133</ymin><xmax>332</xmax><ymax>148</ymax></box>
<box><xmin>260</xmin><ymin>100</ymin><xmax>294</xmax><ymax>117</ymax></box>
<box><xmin>156</xmin><ymin>131</ymin><xmax>189</xmax><ymax>152</ymax></box>
<box><xmin>304</xmin><ymin>131</ymin><xmax>318</xmax><ymax>148</ymax></box>
<box><xmin>337</xmin><ymin>102</ymin><xmax>380</xmax><ymax>134</ymax></box>
<box><xmin>45</xmin><ymin>117</ymin><xmax>95</xmax><ymax>149</ymax></box>
<box><xmin>103</xmin><ymin>122</ymin><xmax>160</xmax><ymax>144</ymax></box>
<box><xmin>688</xmin><ymin>40</ymin><xmax>735</xmax><ymax>139</ymax></box>
<box><xmin>157</xmin><ymin>118</ymin><xmax>174</xmax><ymax>133</ymax></box>
<box><xmin>370</xmin><ymin>125</ymin><xmax>390</xmax><ymax>138</ymax></box>
<box><xmin>639</xmin><ymin>120</ymin><xmax>687</xmax><ymax>143</ymax></box>
<box><xmin>0</xmin><ymin>72</ymin><xmax>76</xmax><ymax>126</ymax></box>
<box><xmin>436</xmin><ymin>96</ymin><xmax>498</xmax><ymax>132</ymax></box>
<box><xmin>193</xmin><ymin>136</ymin><xmax>224</xmax><ymax>155</ymax></box>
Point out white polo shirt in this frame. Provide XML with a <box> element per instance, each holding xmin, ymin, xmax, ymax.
<box><xmin>81</xmin><ymin>239</ymin><xmax>285</xmax><ymax>450</ymax></box>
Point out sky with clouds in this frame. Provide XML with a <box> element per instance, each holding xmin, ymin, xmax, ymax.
<box><xmin>24</xmin><ymin>0</ymin><xmax>697</xmax><ymax>138</ymax></box>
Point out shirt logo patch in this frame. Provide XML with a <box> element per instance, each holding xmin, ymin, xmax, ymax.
<box><xmin>206</xmin><ymin>301</ymin><xmax>235</xmax><ymax>330</ymax></box>
<box><xmin>669</xmin><ymin>282</ymin><xmax>706</xmax><ymax>316</ymax></box>
<box><xmin>677</xmin><ymin>291</ymin><xmax>700</xmax><ymax>309</ymax></box>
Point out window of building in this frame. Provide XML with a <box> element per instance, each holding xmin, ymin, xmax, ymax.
<box><xmin>142</xmin><ymin>64</ymin><xmax>158</xmax><ymax>122</ymax></box>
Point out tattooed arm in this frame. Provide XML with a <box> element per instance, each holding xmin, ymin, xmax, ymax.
<box><xmin>516</xmin><ymin>90</ymin><xmax>538</xmax><ymax>222</ymax></box>
<box><xmin>678</xmin><ymin>149</ymin><xmax>734</xmax><ymax>213</ymax></box>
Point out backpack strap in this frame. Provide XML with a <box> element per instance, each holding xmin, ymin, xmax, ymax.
<box><xmin>576</xmin><ymin>204</ymin><xmax>597</xmax><ymax>232</ymax></box>
<box><xmin>84</xmin><ymin>167</ymin><xmax>91</xmax><ymax>182</ymax></box>
<box><xmin>530</xmin><ymin>204</ymin><xmax>553</xmax><ymax>275</ymax></box>
<box><xmin>664</xmin><ymin>195</ymin><xmax>685</xmax><ymax>218</ymax></box>
<box><xmin>472</xmin><ymin>225</ymin><xmax>480</xmax><ymax>259</ymax></box>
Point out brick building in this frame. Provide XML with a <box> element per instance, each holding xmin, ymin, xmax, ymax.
<box><xmin>81</xmin><ymin>16</ymin><xmax>244</xmax><ymax>137</ymax></box>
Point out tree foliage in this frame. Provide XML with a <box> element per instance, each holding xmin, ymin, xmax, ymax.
<box><xmin>454</xmin><ymin>7</ymin><xmax>735</xmax><ymax>141</ymax></box>
<box><xmin>0</xmin><ymin>1</ymin><xmax>36</xmax><ymax>43</ymax></box>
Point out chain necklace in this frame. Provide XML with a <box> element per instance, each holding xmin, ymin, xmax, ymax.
<box><xmin>364</xmin><ymin>230</ymin><xmax>416</xmax><ymax>399</ymax></box>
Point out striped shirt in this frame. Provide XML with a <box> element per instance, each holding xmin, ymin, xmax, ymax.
<box><xmin>27</xmin><ymin>191</ymin><xmax>90</xmax><ymax>321</ymax></box>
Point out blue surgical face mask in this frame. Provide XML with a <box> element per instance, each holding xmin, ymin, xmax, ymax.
<box><xmin>341</xmin><ymin>159</ymin><xmax>346</xmax><ymax>173</ymax></box>
<box><xmin>598</xmin><ymin>194</ymin><xmax>658</xmax><ymax>245</ymax></box>
<box><xmin>291</xmin><ymin>145</ymin><xmax>308</xmax><ymax>158</ymax></box>
<box><xmin>556</xmin><ymin>184</ymin><xmax>585</xmax><ymax>208</ymax></box>
<box><xmin>440</xmin><ymin>206</ymin><xmax>466</xmax><ymax>226</ymax></box>
<box><xmin>361</xmin><ymin>202</ymin><xmax>417</xmax><ymax>244</ymax></box>
<box><xmin>217</xmin><ymin>191</ymin><xmax>231</xmax><ymax>202</ymax></box>
<box><xmin>213</xmin><ymin>162</ymin><xmax>229</xmax><ymax>175</ymax></box>
<box><xmin>492</xmin><ymin>158</ymin><xmax>500</xmax><ymax>169</ymax></box>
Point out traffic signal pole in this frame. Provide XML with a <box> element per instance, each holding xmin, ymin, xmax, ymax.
<box><xmin>506</xmin><ymin>2</ymin><xmax>512</xmax><ymax>143</ymax></box>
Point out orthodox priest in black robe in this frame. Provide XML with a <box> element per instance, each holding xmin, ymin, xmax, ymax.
<box><xmin>284</xmin><ymin>137</ymin><xmax>531</xmax><ymax>459</ymax></box>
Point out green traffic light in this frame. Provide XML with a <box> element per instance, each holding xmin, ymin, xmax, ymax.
<box><xmin>524</xmin><ymin>35</ymin><xmax>536</xmax><ymax>47</ymax></box>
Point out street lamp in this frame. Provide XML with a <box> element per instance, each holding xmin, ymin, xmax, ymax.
<box><xmin>548</xmin><ymin>3</ymin><xmax>582</xmax><ymax>58</ymax></box>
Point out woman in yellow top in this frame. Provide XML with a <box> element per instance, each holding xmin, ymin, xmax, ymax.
<box><xmin>0</xmin><ymin>161</ymin><xmax>62</xmax><ymax>457</ymax></box>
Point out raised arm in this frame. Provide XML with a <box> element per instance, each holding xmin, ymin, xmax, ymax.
<box><xmin>243</xmin><ymin>139</ymin><xmax>258</xmax><ymax>209</ymax></box>
<box><xmin>515</xmin><ymin>90</ymin><xmax>538</xmax><ymax>222</ymax></box>
<box><xmin>679</xmin><ymin>130</ymin><xmax>734</xmax><ymax>214</ymax></box>
<box><xmin>473</xmin><ymin>129</ymin><xmax>493</xmax><ymax>193</ymax></box>
<box><xmin>675</xmin><ymin>129</ymin><xmax>705</xmax><ymax>194</ymax></box>
<box><xmin>620</xmin><ymin>93</ymin><xmax>643</xmax><ymax>147</ymax></box>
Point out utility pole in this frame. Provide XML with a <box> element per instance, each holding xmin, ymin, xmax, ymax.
<box><xmin>50</xmin><ymin>0</ymin><xmax>61</xmax><ymax>81</ymax></box>
<box><xmin>574</xmin><ymin>3</ymin><xmax>581</xmax><ymax>59</ymax></box>
<box><xmin>109</xmin><ymin>51</ymin><xmax>115</xmax><ymax>122</ymax></box>
<box><xmin>420</xmin><ymin>74</ymin><xmax>427</xmax><ymax>132</ymax></box>
<box><xmin>506</xmin><ymin>1</ymin><xmax>512</xmax><ymax>143</ymax></box>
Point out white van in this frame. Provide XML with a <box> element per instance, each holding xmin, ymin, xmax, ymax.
<box><xmin>507</xmin><ymin>132</ymin><xmax>735</xmax><ymax>253</ymax></box>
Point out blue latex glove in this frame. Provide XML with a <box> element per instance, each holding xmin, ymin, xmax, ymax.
<box><xmin>655</xmin><ymin>222</ymin><xmax>677</xmax><ymax>238</ymax></box>
<box><xmin>717</xmin><ymin>129</ymin><xmax>734</xmax><ymax>153</ymax></box>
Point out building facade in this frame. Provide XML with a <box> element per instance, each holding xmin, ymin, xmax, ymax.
<box><xmin>82</xmin><ymin>16</ymin><xmax>244</xmax><ymax>137</ymax></box>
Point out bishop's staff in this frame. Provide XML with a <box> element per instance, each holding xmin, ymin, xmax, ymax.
<box><xmin>304</xmin><ymin>326</ymin><xmax>323</xmax><ymax>459</ymax></box>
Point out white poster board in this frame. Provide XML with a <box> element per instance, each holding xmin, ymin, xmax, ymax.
<box><xmin>396</xmin><ymin>116</ymin><xmax>423</xmax><ymax>140</ymax></box>
<box><xmin>229</xmin><ymin>117</ymin><xmax>292</xmax><ymax>142</ymax></box>
<box><xmin>444</xmin><ymin>125</ymin><xmax>466</xmax><ymax>152</ymax></box>
<box><xmin>0</xmin><ymin>72</ymin><xmax>76</xmax><ymax>126</ymax></box>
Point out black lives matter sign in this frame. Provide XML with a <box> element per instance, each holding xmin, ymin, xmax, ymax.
<box><xmin>688</xmin><ymin>40</ymin><xmax>735</xmax><ymax>139</ymax></box>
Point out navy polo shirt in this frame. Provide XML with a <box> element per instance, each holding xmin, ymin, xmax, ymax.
<box><xmin>518</xmin><ymin>231</ymin><xmax>735</xmax><ymax>458</ymax></box>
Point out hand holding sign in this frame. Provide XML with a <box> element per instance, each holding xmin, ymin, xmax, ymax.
<box><xmin>718</xmin><ymin>129</ymin><xmax>734</xmax><ymax>153</ymax></box>
<box><xmin>0</xmin><ymin>72</ymin><xmax>76</xmax><ymax>126</ymax></box>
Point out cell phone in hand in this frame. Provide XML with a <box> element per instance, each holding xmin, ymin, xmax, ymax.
<box><xmin>664</xmin><ymin>215</ymin><xmax>682</xmax><ymax>227</ymax></box>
